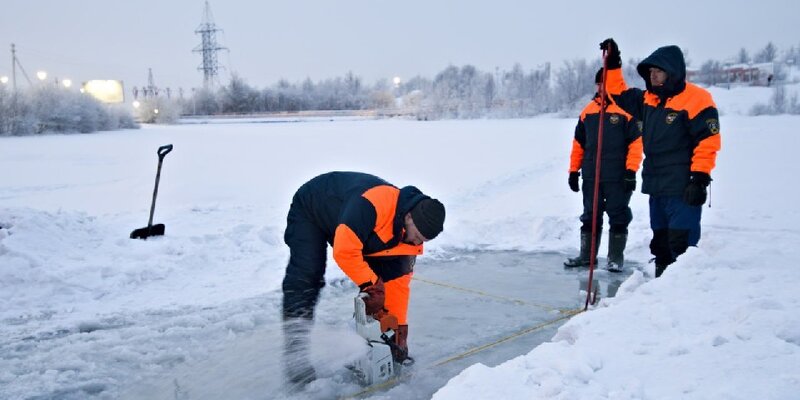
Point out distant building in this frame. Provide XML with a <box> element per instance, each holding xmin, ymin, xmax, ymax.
<box><xmin>688</xmin><ymin>62</ymin><xmax>775</xmax><ymax>87</ymax></box>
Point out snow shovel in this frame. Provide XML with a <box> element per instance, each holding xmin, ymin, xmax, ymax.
<box><xmin>130</xmin><ymin>144</ymin><xmax>173</xmax><ymax>240</ymax></box>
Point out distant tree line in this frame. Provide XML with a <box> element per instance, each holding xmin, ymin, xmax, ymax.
<box><xmin>175</xmin><ymin>41</ymin><xmax>798</xmax><ymax>120</ymax></box>
<box><xmin>695</xmin><ymin>41</ymin><xmax>800</xmax><ymax>86</ymax></box>
<box><xmin>179</xmin><ymin>61</ymin><xmax>603</xmax><ymax>120</ymax></box>
<box><xmin>3</xmin><ymin>40</ymin><xmax>799</xmax><ymax>136</ymax></box>
<box><xmin>0</xmin><ymin>86</ymin><xmax>138</xmax><ymax>136</ymax></box>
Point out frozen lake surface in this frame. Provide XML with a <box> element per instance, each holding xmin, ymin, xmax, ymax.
<box><xmin>122</xmin><ymin>250</ymin><xmax>635</xmax><ymax>400</ymax></box>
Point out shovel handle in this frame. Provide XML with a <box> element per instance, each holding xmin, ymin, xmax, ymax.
<box><xmin>148</xmin><ymin>144</ymin><xmax>172</xmax><ymax>227</ymax></box>
<box><xmin>157</xmin><ymin>144</ymin><xmax>173</xmax><ymax>160</ymax></box>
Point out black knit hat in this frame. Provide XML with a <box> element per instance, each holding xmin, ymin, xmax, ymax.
<box><xmin>410</xmin><ymin>198</ymin><xmax>445</xmax><ymax>239</ymax></box>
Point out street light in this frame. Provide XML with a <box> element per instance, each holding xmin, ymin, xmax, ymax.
<box><xmin>62</xmin><ymin>79</ymin><xmax>72</xmax><ymax>88</ymax></box>
<box><xmin>36</xmin><ymin>70</ymin><xmax>47</xmax><ymax>81</ymax></box>
<box><xmin>0</xmin><ymin>76</ymin><xmax>8</xmax><ymax>84</ymax></box>
<box><xmin>132</xmin><ymin>100</ymin><xmax>140</xmax><ymax>108</ymax></box>
<box><xmin>393</xmin><ymin>76</ymin><xmax>401</xmax><ymax>88</ymax></box>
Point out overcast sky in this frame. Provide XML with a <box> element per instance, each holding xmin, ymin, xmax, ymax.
<box><xmin>1</xmin><ymin>0</ymin><xmax>798</xmax><ymax>96</ymax></box>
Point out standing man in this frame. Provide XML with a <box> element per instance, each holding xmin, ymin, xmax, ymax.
<box><xmin>282</xmin><ymin>171</ymin><xmax>445</xmax><ymax>384</ymax></box>
<box><xmin>599</xmin><ymin>39</ymin><xmax>722</xmax><ymax>277</ymax></box>
<box><xmin>565</xmin><ymin>68</ymin><xmax>643</xmax><ymax>272</ymax></box>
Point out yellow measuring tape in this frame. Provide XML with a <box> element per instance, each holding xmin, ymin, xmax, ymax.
<box><xmin>340</xmin><ymin>308</ymin><xmax>584</xmax><ymax>399</ymax></box>
<box><xmin>432</xmin><ymin>308</ymin><xmax>582</xmax><ymax>367</ymax></box>
<box><xmin>413</xmin><ymin>276</ymin><xmax>573</xmax><ymax>313</ymax></box>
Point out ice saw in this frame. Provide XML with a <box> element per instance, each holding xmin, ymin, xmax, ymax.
<box><xmin>350</xmin><ymin>293</ymin><xmax>406</xmax><ymax>386</ymax></box>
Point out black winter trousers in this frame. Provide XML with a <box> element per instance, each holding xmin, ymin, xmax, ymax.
<box><xmin>282</xmin><ymin>192</ymin><xmax>328</xmax><ymax>320</ymax></box>
<box><xmin>580</xmin><ymin>180</ymin><xmax>633</xmax><ymax>233</ymax></box>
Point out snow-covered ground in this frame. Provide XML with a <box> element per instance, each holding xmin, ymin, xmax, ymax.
<box><xmin>1</xmin><ymin>84</ymin><xmax>799</xmax><ymax>399</ymax></box>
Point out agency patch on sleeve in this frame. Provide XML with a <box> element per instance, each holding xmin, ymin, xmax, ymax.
<box><xmin>666</xmin><ymin>112</ymin><xmax>678</xmax><ymax>124</ymax></box>
<box><xmin>706</xmin><ymin>118</ymin><xmax>720</xmax><ymax>134</ymax></box>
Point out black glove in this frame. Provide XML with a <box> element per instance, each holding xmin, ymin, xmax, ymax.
<box><xmin>359</xmin><ymin>278</ymin><xmax>385</xmax><ymax>316</ymax></box>
<box><xmin>568</xmin><ymin>172</ymin><xmax>580</xmax><ymax>192</ymax></box>
<box><xmin>599</xmin><ymin>38</ymin><xmax>621</xmax><ymax>69</ymax></box>
<box><xmin>683</xmin><ymin>172</ymin><xmax>711</xmax><ymax>206</ymax></box>
<box><xmin>624</xmin><ymin>169</ymin><xmax>636</xmax><ymax>193</ymax></box>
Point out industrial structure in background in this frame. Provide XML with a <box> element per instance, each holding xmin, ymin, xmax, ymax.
<box><xmin>193</xmin><ymin>1</ymin><xmax>227</xmax><ymax>89</ymax></box>
<box><xmin>131</xmin><ymin>68</ymin><xmax>170</xmax><ymax>101</ymax></box>
<box><xmin>130</xmin><ymin>1</ymin><xmax>226</xmax><ymax>106</ymax></box>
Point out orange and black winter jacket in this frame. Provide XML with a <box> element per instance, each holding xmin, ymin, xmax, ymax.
<box><xmin>569</xmin><ymin>95</ymin><xmax>643</xmax><ymax>181</ymax></box>
<box><xmin>295</xmin><ymin>172</ymin><xmax>428</xmax><ymax>288</ymax></box>
<box><xmin>605</xmin><ymin>45</ymin><xmax>721</xmax><ymax>196</ymax></box>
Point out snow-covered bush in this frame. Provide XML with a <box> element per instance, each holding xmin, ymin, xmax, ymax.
<box><xmin>750</xmin><ymin>85</ymin><xmax>800</xmax><ymax>115</ymax></box>
<box><xmin>0</xmin><ymin>86</ymin><xmax>138</xmax><ymax>135</ymax></box>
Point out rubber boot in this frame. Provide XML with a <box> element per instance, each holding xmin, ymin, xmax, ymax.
<box><xmin>283</xmin><ymin>317</ymin><xmax>316</xmax><ymax>386</ymax></box>
<box><xmin>606</xmin><ymin>232</ymin><xmax>627</xmax><ymax>272</ymax></box>
<box><xmin>564</xmin><ymin>230</ymin><xmax>601</xmax><ymax>267</ymax></box>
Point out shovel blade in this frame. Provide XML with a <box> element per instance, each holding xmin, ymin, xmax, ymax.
<box><xmin>130</xmin><ymin>224</ymin><xmax>165</xmax><ymax>240</ymax></box>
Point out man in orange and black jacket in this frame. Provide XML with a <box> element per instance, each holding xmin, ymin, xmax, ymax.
<box><xmin>565</xmin><ymin>68</ymin><xmax>643</xmax><ymax>272</ymax></box>
<box><xmin>282</xmin><ymin>171</ymin><xmax>445</xmax><ymax>384</ymax></box>
<box><xmin>599</xmin><ymin>39</ymin><xmax>722</xmax><ymax>278</ymax></box>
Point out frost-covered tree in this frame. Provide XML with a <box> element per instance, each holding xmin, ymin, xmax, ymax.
<box><xmin>737</xmin><ymin>48</ymin><xmax>751</xmax><ymax>64</ymax></box>
<box><xmin>698</xmin><ymin>60</ymin><xmax>724</xmax><ymax>86</ymax></box>
<box><xmin>0</xmin><ymin>86</ymin><xmax>12</xmax><ymax>134</ymax></box>
<box><xmin>429</xmin><ymin>65</ymin><xmax>461</xmax><ymax>118</ymax></box>
<box><xmin>399</xmin><ymin>76</ymin><xmax>433</xmax><ymax>94</ymax></box>
<box><xmin>220</xmin><ymin>73</ymin><xmax>260</xmax><ymax>114</ymax></box>
<box><xmin>424</xmin><ymin>64</ymin><xmax>495</xmax><ymax>119</ymax></box>
<box><xmin>787</xmin><ymin>44</ymin><xmax>800</xmax><ymax>64</ymax></box>
<box><xmin>755</xmin><ymin>42</ymin><xmax>778</xmax><ymax>63</ymax></box>
<box><xmin>524</xmin><ymin>63</ymin><xmax>553</xmax><ymax>114</ymax></box>
<box><xmin>500</xmin><ymin>63</ymin><xmax>530</xmax><ymax>116</ymax></box>
<box><xmin>554</xmin><ymin>58</ymin><xmax>600</xmax><ymax>111</ymax></box>
<box><xmin>622</xmin><ymin>58</ymin><xmax>645</xmax><ymax>89</ymax></box>
<box><xmin>193</xmin><ymin>87</ymin><xmax>221</xmax><ymax>115</ymax></box>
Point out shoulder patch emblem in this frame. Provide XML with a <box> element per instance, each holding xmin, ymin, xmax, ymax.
<box><xmin>706</xmin><ymin>118</ymin><xmax>720</xmax><ymax>134</ymax></box>
<box><xmin>609</xmin><ymin>114</ymin><xmax>620</xmax><ymax>124</ymax></box>
<box><xmin>636</xmin><ymin>120</ymin><xmax>644</xmax><ymax>133</ymax></box>
<box><xmin>666</xmin><ymin>112</ymin><xmax>678</xmax><ymax>124</ymax></box>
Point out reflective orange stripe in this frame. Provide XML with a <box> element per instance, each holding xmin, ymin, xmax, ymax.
<box><xmin>626</xmin><ymin>136</ymin><xmax>643</xmax><ymax>171</ymax></box>
<box><xmin>666</xmin><ymin>83</ymin><xmax>717</xmax><ymax>119</ymax></box>
<box><xmin>643</xmin><ymin>91</ymin><xmax>660</xmax><ymax>107</ymax></box>
<box><xmin>361</xmin><ymin>185</ymin><xmax>399</xmax><ymax>243</ymax></box>
<box><xmin>575</xmin><ymin>98</ymin><xmax>635</xmax><ymax>174</ymax></box>
<box><xmin>366</xmin><ymin>242</ymin><xmax>423</xmax><ymax>257</ymax></box>
<box><xmin>333</xmin><ymin>224</ymin><xmax>377</xmax><ymax>287</ymax></box>
<box><xmin>692</xmin><ymin>133</ymin><xmax>721</xmax><ymax>174</ymax></box>
<box><xmin>569</xmin><ymin>138</ymin><xmax>583</xmax><ymax>172</ymax></box>
<box><xmin>384</xmin><ymin>273</ymin><xmax>412</xmax><ymax>325</ymax></box>
<box><xmin>643</xmin><ymin>83</ymin><xmax>717</xmax><ymax>119</ymax></box>
<box><xmin>605</xmin><ymin>68</ymin><xmax>628</xmax><ymax>95</ymax></box>
<box><xmin>580</xmin><ymin>100</ymin><xmax>600</xmax><ymax>120</ymax></box>
<box><xmin>580</xmin><ymin>98</ymin><xmax>633</xmax><ymax>122</ymax></box>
